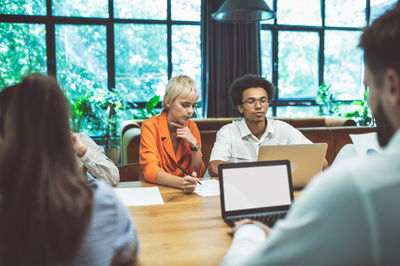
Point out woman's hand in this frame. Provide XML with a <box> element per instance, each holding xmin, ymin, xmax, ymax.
<box><xmin>170</xmin><ymin>122</ymin><xmax>198</xmax><ymax>148</ymax></box>
<box><xmin>182</xmin><ymin>172</ymin><xmax>198</xmax><ymax>194</ymax></box>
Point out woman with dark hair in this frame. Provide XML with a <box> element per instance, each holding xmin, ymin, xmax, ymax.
<box><xmin>0</xmin><ymin>74</ymin><xmax>139</xmax><ymax>266</ymax></box>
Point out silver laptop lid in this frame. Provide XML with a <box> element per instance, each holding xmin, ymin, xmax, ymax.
<box><xmin>218</xmin><ymin>160</ymin><xmax>294</xmax><ymax>218</ymax></box>
<box><xmin>257</xmin><ymin>143</ymin><xmax>328</xmax><ymax>189</ymax></box>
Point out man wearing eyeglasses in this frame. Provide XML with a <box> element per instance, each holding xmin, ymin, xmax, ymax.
<box><xmin>208</xmin><ymin>74</ymin><xmax>313</xmax><ymax>177</ymax></box>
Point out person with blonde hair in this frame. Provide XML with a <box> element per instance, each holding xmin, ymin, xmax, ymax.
<box><xmin>140</xmin><ymin>75</ymin><xmax>205</xmax><ymax>193</ymax></box>
<box><xmin>0</xmin><ymin>74</ymin><xmax>139</xmax><ymax>266</ymax></box>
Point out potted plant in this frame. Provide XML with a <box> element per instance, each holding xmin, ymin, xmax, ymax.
<box><xmin>90</xmin><ymin>88</ymin><xmax>129</xmax><ymax>164</ymax></box>
<box><xmin>68</xmin><ymin>92</ymin><xmax>102</xmax><ymax>133</ymax></box>
<box><xmin>316</xmin><ymin>83</ymin><xmax>340</xmax><ymax>116</ymax></box>
<box><xmin>316</xmin><ymin>83</ymin><xmax>374</xmax><ymax>126</ymax></box>
<box><xmin>343</xmin><ymin>90</ymin><xmax>374</xmax><ymax>126</ymax></box>
<box><xmin>132</xmin><ymin>95</ymin><xmax>161</xmax><ymax>119</ymax></box>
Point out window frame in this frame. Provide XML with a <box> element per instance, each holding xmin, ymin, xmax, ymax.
<box><xmin>0</xmin><ymin>0</ymin><xmax>201</xmax><ymax>110</ymax></box>
<box><xmin>261</xmin><ymin>0</ymin><xmax>374</xmax><ymax>116</ymax></box>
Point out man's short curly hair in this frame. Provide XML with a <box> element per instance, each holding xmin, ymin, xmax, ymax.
<box><xmin>230</xmin><ymin>74</ymin><xmax>275</xmax><ymax>108</ymax></box>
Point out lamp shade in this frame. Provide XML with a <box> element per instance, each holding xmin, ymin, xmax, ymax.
<box><xmin>212</xmin><ymin>0</ymin><xmax>275</xmax><ymax>23</ymax></box>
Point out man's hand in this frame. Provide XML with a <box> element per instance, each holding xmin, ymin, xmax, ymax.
<box><xmin>228</xmin><ymin>219</ymin><xmax>271</xmax><ymax>236</ymax></box>
<box><xmin>208</xmin><ymin>160</ymin><xmax>229</xmax><ymax>177</ymax></box>
<box><xmin>170</xmin><ymin>122</ymin><xmax>198</xmax><ymax>148</ymax></box>
<box><xmin>71</xmin><ymin>133</ymin><xmax>88</xmax><ymax>157</ymax></box>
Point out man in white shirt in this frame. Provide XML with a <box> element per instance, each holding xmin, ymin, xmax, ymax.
<box><xmin>208</xmin><ymin>75</ymin><xmax>318</xmax><ymax>177</ymax></box>
<box><xmin>221</xmin><ymin>5</ymin><xmax>400</xmax><ymax>266</ymax></box>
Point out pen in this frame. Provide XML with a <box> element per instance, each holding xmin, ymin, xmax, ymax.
<box><xmin>177</xmin><ymin>165</ymin><xmax>202</xmax><ymax>185</ymax></box>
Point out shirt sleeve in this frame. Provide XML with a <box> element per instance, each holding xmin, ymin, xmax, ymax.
<box><xmin>139</xmin><ymin>120</ymin><xmax>164</xmax><ymax>183</ymax></box>
<box><xmin>220</xmin><ymin>224</ymin><xmax>268</xmax><ymax>266</ymax></box>
<box><xmin>111</xmin><ymin>188</ymin><xmax>140</xmax><ymax>265</ymax></box>
<box><xmin>220</xmin><ymin>167</ymin><xmax>372</xmax><ymax>266</ymax></box>
<box><xmin>209</xmin><ymin>125</ymin><xmax>233</xmax><ymax>162</ymax></box>
<box><xmin>79</xmin><ymin>133</ymin><xmax>120</xmax><ymax>185</ymax></box>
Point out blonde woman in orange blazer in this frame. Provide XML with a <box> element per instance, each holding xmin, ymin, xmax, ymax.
<box><xmin>139</xmin><ymin>75</ymin><xmax>206</xmax><ymax>193</ymax></box>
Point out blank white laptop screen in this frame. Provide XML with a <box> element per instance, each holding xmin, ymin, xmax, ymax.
<box><xmin>222</xmin><ymin>164</ymin><xmax>291</xmax><ymax>212</ymax></box>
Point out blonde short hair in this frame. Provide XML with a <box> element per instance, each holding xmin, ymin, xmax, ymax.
<box><xmin>162</xmin><ymin>75</ymin><xmax>200</xmax><ymax>108</ymax></box>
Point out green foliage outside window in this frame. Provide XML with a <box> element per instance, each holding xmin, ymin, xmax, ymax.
<box><xmin>0</xmin><ymin>23</ymin><xmax>47</xmax><ymax>89</ymax></box>
<box><xmin>0</xmin><ymin>0</ymin><xmax>45</xmax><ymax>15</ymax></box>
<box><xmin>316</xmin><ymin>83</ymin><xmax>373</xmax><ymax>126</ymax></box>
<box><xmin>1</xmin><ymin>0</ymin><xmax>201</xmax><ymax>141</ymax></box>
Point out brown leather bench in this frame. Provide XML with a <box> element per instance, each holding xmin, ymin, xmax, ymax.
<box><xmin>120</xmin><ymin>117</ymin><xmax>376</xmax><ymax>176</ymax></box>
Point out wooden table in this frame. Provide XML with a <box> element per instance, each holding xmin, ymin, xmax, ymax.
<box><xmin>118</xmin><ymin>181</ymin><xmax>301</xmax><ymax>266</ymax></box>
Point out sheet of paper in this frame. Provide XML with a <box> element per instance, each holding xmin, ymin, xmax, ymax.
<box><xmin>113</xmin><ymin>187</ymin><xmax>164</xmax><ymax>206</ymax></box>
<box><xmin>194</xmin><ymin>179</ymin><xmax>220</xmax><ymax>197</ymax></box>
<box><xmin>350</xmin><ymin>132</ymin><xmax>380</xmax><ymax>155</ymax></box>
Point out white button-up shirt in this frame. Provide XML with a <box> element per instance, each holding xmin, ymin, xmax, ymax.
<box><xmin>220</xmin><ymin>130</ymin><xmax>400</xmax><ymax>266</ymax></box>
<box><xmin>209</xmin><ymin>117</ymin><xmax>311</xmax><ymax>163</ymax></box>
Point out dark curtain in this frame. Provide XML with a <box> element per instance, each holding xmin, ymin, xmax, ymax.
<box><xmin>201</xmin><ymin>0</ymin><xmax>262</xmax><ymax>118</ymax></box>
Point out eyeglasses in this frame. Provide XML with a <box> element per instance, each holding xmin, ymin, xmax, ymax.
<box><xmin>242</xmin><ymin>97</ymin><xmax>269</xmax><ymax>106</ymax></box>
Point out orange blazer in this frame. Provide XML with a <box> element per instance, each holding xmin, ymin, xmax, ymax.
<box><xmin>139</xmin><ymin>110</ymin><xmax>206</xmax><ymax>183</ymax></box>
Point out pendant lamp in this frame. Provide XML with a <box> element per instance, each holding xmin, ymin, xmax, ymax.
<box><xmin>212</xmin><ymin>0</ymin><xmax>275</xmax><ymax>23</ymax></box>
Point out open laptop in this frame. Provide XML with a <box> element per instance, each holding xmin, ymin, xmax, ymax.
<box><xmin>257</xmin><ymin>143</ymin><xmax>328</xmax><ymax>189</ymax></box>
<box><xmin>218</xmin><ymin>160</ymin><xmax>294</xmax><ymax>227</ymax></box>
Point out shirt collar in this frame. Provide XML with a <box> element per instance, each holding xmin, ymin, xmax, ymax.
<box><xmin>238</xmin><ymin>117</ymin><xmax>273</xmax><ymax>138</ymax></box>
<box><xmin>265</xmin><ymin>117</ymin><xmax>275</xmax><ymax>136</ymax></box>
<box><xmin>237</xmin><ymin>118</ymin><xmax>252</xmax><ymax>138</ymax></box>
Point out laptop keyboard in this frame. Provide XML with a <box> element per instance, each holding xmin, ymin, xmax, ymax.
<box><xmin>226</xmin><ymin>212</ymin><xmax>287</xmax><ymax>227</ymax></box>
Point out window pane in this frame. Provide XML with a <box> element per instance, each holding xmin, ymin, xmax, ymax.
<box><xmin>172</xmin><ymin>25</ymin><xmax>201</xmax><ymax>100</ymax></box>
<box><xmin>325</xmin><ymin>0</ymin><xmax>366</xmax><ymax>27</ymax></box>
<box><xmin>278</xmin><ymin>31</ymin><xmax>319</xmax><ymax>99</ymax></box>
<box><xmin>172</xmin><ymin>0</ymin><xmax>200</xmax><ymax>21</ymax></box>
<box><xmin>324</xmin><ymin>30</ymin><xmax>363</xmax><ymax>100</ymax></box>
<box><xmin>56</xmin><ymin>25</ymin><xmax>107</xmax><ymax>135</ymax></box>
<box><xmin>0</xmin><ymin>23</ymin><xmax>47</xmax><ymax>88</ymax></box>
<box><xmin>115</xmin><ymin>24</ymin><xmax>167</xmax><ymax>102</ymax></box>
<box><xmin>52</xmin><ymin>0</ymin><xmax>108</xmax><ymax>18</ymax></box>
<box><xmin>370</xmin><ymin>0</ymin><xmax>397</xmax><ymax>22</ymax></box>
<box><xmin>56</xmin><ymin>24</ymin><xmax>107</xmax><ymax>100</ymax></box>
<box><xmin>276</xmin><ymin>106</ymin><xmax>319</xmax><ymax>117</ymax></box>
<box><xmin>0</xmin><ymin>0</ymin><xmax>45</xmax><ymax>15</ymax></box>
<box><xmin>114</xmin><ymin>0</ymin><xmax>166</xmax><ymax>19</ymax></box>
<box><xmin>277</xmin><ymin>0</ymin><xmax>321</xmax><ymax>26</ymax></box>
<box><xmin>260</xmin><ymin>30</ymin><xmax>272</xmax><ymax>84</ymax></box>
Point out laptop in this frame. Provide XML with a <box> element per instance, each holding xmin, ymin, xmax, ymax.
<box><xmin>257</xmin><ymin>143</ymin><xmax>328</xmax><ymax>189</ymax></box>
<box><xmin>218</xmin><ymin>160</ymin><xmax>294</xmax><ymax>227</ymax></box>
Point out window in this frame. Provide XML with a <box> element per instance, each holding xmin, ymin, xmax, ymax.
<box><xmin>2</xmin><ymin>0</ymin><xmax>398</xmax><ymax>130</ymax></box>
<box><xmin>0</xmin><ymin>0</ymin><xmax>201</xmax><ymax>136</ymax></box>
<box><xmin>260</xmin><ymin>0</ymin><xmax>397</xmax><ymax>117</ymax></box>
<box><xmin>278</xmin><ymin>31</ymin><xmax>319</xmax><ymax>99</ymax></box>
<box><xmin>0</xmin><ymin>22</ymin><xmax>47</xmax><ymax>87</ymax></box>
